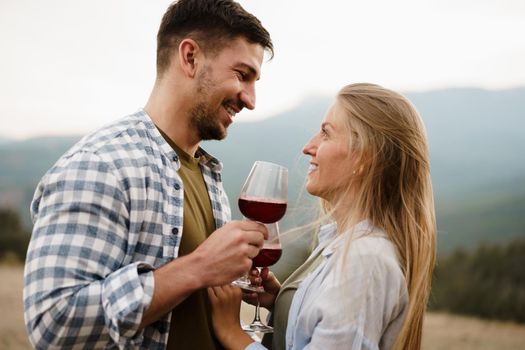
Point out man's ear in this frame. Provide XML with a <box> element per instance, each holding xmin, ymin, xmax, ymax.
<box><xmin>178</xmin><ymin>38</ymin><xmax>201</xmax><ymax>78</ymax></box>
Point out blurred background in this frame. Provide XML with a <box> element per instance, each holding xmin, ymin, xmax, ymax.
<box><xmin>1</xmin><ymin>0</ymin><xmax>524</xmax><ymax>349</ymax></box>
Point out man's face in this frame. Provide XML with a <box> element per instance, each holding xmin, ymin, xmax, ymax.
<box><xmin>190</xmin><ymin>37</ymin><xmax>264</xmax><ymax>140</ymax></box>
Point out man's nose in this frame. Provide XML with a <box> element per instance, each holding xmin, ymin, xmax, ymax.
<box><xmin>240</xmin><ymin>85</ymin><xmax>256</xmax><ymax>110</ymax></box>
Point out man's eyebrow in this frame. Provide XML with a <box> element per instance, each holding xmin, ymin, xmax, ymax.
<box><xmin>237</xmin><ymin>63</ymin><xmax>260</xmax><ymax>80</ymax></box>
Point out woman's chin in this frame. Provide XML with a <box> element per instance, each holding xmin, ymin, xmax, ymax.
<box><xmin>305</xmin><ymin>185</ymin><xmax>322</xmax><ymax>198</ymax></box>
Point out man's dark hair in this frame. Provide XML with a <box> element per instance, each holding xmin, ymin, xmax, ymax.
<box><xmin>156</xmin><ymin>0</ymin><xmax>273</xmax><ymax>76</ymax></box>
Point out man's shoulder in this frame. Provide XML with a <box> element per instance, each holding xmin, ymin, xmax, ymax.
<box><xmin>75</xmin><ymin>110</ymin><xmax>154</xmax><ymax>153</ymax></box>
<box><xmin>53</xmin><ymin>110</ymin><xmax>167</xmax><ymax>173</ymax></box>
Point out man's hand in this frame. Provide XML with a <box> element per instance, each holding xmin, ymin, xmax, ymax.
<box><xmin>192</xmin><ymin>220</ymin><xmax>268</xmax><ymax>287</ymax></box>
<box><xmin>140</xmin><ymin>220</ymin><xmax>267</xmax><ymax>329</ymax></box>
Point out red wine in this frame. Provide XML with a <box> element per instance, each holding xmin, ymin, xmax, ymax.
<box><xmin>252</xmin><ymin>248</ymin><xmax>282</xmax><ymax>267</ymax></box>
<box><xmin>238</xmin><ymin>197</ymin><xmax>287</xmax><ymax>223</ymax></box>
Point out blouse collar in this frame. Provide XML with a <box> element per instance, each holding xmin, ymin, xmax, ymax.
<box><xmin>320</xmin><ymin>220</ymin><xmax>386</xmax><ymax>257</ymax></box>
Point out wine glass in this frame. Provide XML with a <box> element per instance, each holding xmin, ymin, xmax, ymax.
<box><xmin>242</xmin><ymin>222</ymin><xmax>282</xmax><ymax>333</ymax></box>
<box><xmin>234</xmin><ymin>161</ymin><xmax>287</xmax><ymax>334</ymax></box>
<box><xmin>232</xmin><ymin>161</ymin><xmax>288</xmax><ymax>291</ymax></box>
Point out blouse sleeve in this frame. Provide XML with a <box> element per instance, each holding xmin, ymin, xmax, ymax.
<box><xmin>245</xmin><ymin>342</ymin><xmax>269</xmax><ymax>350</ymax></box>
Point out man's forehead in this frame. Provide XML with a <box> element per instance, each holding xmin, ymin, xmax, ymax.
<box><xmin>221</xmin><ymin>39</ymin><xmax>264</xmax><ymax>77</ymax></box>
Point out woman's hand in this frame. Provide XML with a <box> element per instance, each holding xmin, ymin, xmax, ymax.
<box><xmin>243</xmin><ymin>267</ymin><xmax>281</xmax><ymax>310</ymax></box>
<box><xmin>207</xmin><ymin>285</ymin><xmax>254</xmax><ymax>350</ymax></box>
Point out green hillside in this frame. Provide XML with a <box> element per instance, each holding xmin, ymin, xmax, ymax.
<box><xmin>436</xmin><ymin>177</ymin><xmax>525</xmax><ymax>255</ymax></box>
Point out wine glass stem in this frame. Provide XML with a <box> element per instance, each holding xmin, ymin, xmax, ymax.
<box><xmin>252</xmin><ymin>267</ymin><xmax>263</xmax><ymax>324</ymax></box>
<box><xmin>253</xmin><ymin>298</ymin><xmax>263</xmax><ymax>323</ymax></box>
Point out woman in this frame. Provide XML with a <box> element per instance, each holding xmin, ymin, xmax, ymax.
<box><xmin>208</xmin><ymin>83</ymin><xmax>436</xmax><ymax>349</ymax></box>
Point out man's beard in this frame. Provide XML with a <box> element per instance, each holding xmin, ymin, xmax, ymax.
<box><xmin>190</xmin><ymin>101</ymin><xmax>226</xmax><ymax>141</ymax></box>
<box><xmin>189</xmin><ymin>67</ymin><xmax>227</xmax><ymax>141</ymax></box>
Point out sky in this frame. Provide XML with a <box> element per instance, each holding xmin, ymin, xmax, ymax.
<box><xmin>1</xmin><ymin>0</ymin><xmax>524</xmax><ymax>139</ymax></box>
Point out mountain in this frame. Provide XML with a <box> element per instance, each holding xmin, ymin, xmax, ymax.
<box><xmin>408</xmin><ymin>87</ymin><xmax>525</xmax><ymax>197</ymax></box>
<box><xmin>1</xmin><ymin>87</ymin><xmax>524</xmax><ymax>255</ymax></box>
<box><xmin>0</xmin><ymin>136</ymin><xmax>82</xmax><ymax>188</ymax></box>
<box><xmin>0</xmin><ymin>136</ymin><xmax>14</xmax><ymax>146</ymax></box>
<box><xmin>206</xmin><ymin>87</ymin><xmax>525</xmax><ymax>200</ymax></box>
<box><xmin>0</xmin><ymin>136</ymin><xmax>83</xmax><ymax>223</ymax></box>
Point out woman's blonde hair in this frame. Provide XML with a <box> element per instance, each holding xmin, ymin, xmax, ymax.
<box><xmin>323</xmin><ymin>83</ymin><xmax>436</xmax><ymax>349</ymax></box>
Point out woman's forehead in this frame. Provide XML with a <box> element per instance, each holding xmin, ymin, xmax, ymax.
<box><xmin>324</xmin><ymin>102</ymin><xmax>350</xmax><ymax>131</ymax></box>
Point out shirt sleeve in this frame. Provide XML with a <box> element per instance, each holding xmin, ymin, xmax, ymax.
<box><xmin>303</xmin><ymin>251</ymin><xmax>407</xmax><ymax>350</ymax></box>
<box><xmin>23</xmin><ymin>151</ymin><xmax>155</xmax><ymax>349</ymax></box>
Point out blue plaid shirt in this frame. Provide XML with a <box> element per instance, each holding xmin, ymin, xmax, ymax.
<box><xmin>23</xmin><ymin>109</ymin><xmax>231</xmax><ymax>349</ymax></box>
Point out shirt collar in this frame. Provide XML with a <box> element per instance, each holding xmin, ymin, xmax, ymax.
<box><xmin>138</xmin><ymin>108</ymin><xmax>223</xmax><ymax>172</ymax></box>
<box><xmin>317</xmin><ymin>222</ymin><xmax>338</xmax><ymax>245</ymax></box>
<box><xmin>195</xmin><ymin>147</ymin><xmax>223</xmax><ymax>172</ymax></box>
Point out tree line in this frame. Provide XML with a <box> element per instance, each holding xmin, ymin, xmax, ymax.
<box><xmin>1</xmin><ymin>207</ymin><xmax>524</xmax><ymax>323</ymax></box>
<box><xmin>0</xmin><ymin>207</ymin><xmax>30</xmax><ymax>263</ymax></box>
<box><xmin>430</xmin><ymin>237</ymin><xmax>525</xmax><ymax>323</ymax></box>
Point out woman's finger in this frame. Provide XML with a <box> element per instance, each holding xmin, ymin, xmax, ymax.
<box><xmin>260</xmin><ymin>267</ymin><xmax>269</xmax><ymax>279</ymax></box>
<box><xmin>207</xmin><ymin>287</ymin><xmax>217</xmax><ymax>302</ymax></box>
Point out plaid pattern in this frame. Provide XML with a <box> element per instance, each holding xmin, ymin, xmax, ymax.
<box><xmin>23</xmin><ymin>109</ymin><xmax>231</xmax><ymax>349</ymax></box>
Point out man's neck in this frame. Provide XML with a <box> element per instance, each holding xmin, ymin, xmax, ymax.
<box><xmin>144</xmin><ymin>81</ymin><xmax>201</xmax><ymax>157</ymax></box>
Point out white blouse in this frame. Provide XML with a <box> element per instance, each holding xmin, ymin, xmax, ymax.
<box><xmin>248</xmin><ymin>221</ymin><xmax>408</xmax><ymax>350</ymax></box>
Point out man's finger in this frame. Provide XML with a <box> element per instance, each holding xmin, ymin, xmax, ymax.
<box><xmin>240</xmin><ymin>221</ymin><xmax>268</xmax><ymax>239</ymax></box>
<box><xmin>245</xmin><ymin>230</ymin><xmax>265</xmax><ymax>249</ymax></box>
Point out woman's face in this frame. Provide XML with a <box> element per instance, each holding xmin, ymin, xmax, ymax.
<box><xmin>303</xmin><ymin>102</ymin><xmax>356</xmax><ymax>202</ymax></box>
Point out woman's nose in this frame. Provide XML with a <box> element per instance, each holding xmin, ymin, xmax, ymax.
<box><xmin>302</xmin><ymin>136</ymin><xmax>317</xmax><ymax>155</ymax></box>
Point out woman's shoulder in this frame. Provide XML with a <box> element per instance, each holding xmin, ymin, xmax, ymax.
<box><xmin>350</xmin><ymin>231</ymin><xmax>398</xmax><ymax>261</ymax></box>
<box><xmin>326</xmin><ymin>222</ymin><xmax>398</xmax><ymax>263</ymax></box>
<box><xmin>326</xmin><ymin>226</ymin><xmax>404</xmax><ymax>282</ymax></box>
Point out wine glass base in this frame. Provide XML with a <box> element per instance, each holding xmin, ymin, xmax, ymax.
<box><xmin>242</xmin><ymin>321</ymin><xmax>273</xmax><ymax>334</ymax></box>
<box><xmin>231</xmin><ymin>279</ymin><xmax>264</xmax><ymax>293</ymax></box>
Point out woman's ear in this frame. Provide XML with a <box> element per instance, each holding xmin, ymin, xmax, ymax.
<box><xmin>352</xmin><ymin>153</ymin><xmax>367</xmax><ymax>176</ymax></box>
<box><xmin>178</xmin><ymin>38</ymin><xmax>201</xmax><ymax>78</ymax></box>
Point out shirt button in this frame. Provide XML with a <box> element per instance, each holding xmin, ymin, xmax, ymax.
<box><xmin>172</xmin><ymin>227</ymin><xmax>179</xmax><ymax>235</ymax></box>
<box><xmin>174</xmin><ymin>183</ymin><xmax>180</xmax><ymax>190</ymax></box>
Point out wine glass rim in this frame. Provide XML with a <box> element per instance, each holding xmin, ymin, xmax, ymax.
<box><xmin>253</xmin><ymin>160</ymin><xmax>288</xmax><ymax>172</ymax></box>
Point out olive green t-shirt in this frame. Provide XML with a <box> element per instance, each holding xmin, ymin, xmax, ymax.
<box><xmin>158</xmin><ymin>129</ymin><xmax>222</xmax><ymax>350</ymax></box>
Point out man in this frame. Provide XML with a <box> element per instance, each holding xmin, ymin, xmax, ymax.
<box><xmin>23</xmin><ymin>0</ymin><xmax>273</xmax><ymax>348</ymax></box>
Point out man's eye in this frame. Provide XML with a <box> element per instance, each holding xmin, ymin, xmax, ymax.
<box><xmin>236</xmin><ymin>70</ymin><xmax>247</xmax><ymax>80</ymax></box>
